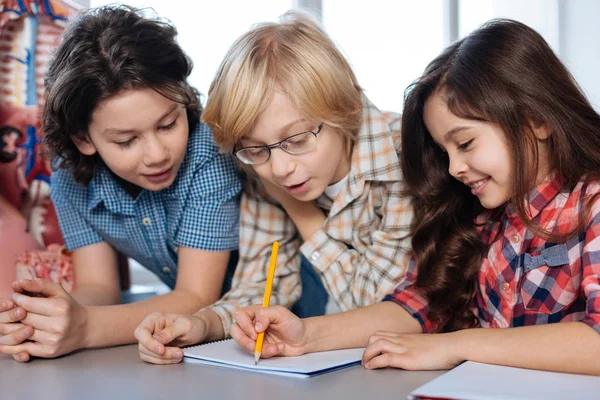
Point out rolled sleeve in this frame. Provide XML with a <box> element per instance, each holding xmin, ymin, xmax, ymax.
<box><xmin>383</xmin><ymin>257</ymin><xmax>436</xmax><ymax>333</ymax></box>
<box><xmin>50</xmin><ymin>170</ymin><xmax>104</xmax><ymax>251</ymax></box>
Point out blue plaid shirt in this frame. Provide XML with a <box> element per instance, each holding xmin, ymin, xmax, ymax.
<box><xmin>50</xmin><ymin>122</ymin><xmax>243</xmax><ymax>289</ymax></box>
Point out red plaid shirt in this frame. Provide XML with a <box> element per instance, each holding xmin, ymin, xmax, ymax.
<box><xmin>385</xmin><ymin>172</ymin><xmax>600</xmax><ymax>335</ymax></box>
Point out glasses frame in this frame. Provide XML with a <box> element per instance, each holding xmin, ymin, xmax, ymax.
<box><xmin>234</xmin><ymin>123</ymin><xmax>324</xmax><ymax>165</ymax></box>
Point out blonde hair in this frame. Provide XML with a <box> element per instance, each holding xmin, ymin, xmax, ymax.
<box><xmin>203</xmin><ymin>10</ymin><xmax>363</xmax><ymax>151</ymax></box>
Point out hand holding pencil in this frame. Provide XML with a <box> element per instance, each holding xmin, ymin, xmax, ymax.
<box><xmin>230</xmin><ymin>242</ymin><xmax>310</xmax><ymax>360</ymax></box>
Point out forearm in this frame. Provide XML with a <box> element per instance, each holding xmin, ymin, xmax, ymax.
<box><xmin>83</xmin><ymin>289</ymin><xmax>216</xmax><ymax>348</ymax></box>
<box><xmin>304</xmin><ymin>301</ymin><xmax>422</xmax><ymax>353</ymax></box>
<box><xmin>451</xmin><ymin>322</ymin><xmax>600</xmax><ymax>375</ymax></box>
<box><xmin>71</xmin><ymin>284</ymin><xmax>120</xmax><ymax>306</ymax></box>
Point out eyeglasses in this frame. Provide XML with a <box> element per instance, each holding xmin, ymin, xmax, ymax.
<box><xmin>234</xmin><ymin>123</ymin><xmax>324</xmax><ymax>165</ymax></box>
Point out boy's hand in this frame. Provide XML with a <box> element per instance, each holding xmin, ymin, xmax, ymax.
<box><xmin>361</xmin><ymin>331</ymin><xmax>462</xmax><ymax>371</ymax></box>
<box><xmin>0</xmin><ymin>279</ymin><xmax>88</xmax><ymax>362</ymax></box>
<box><xmin>135</xmin><ymin>312</ymin><xmax>207</xmax><ymax>365</ymax></box>
<box><xmin>0</xmin><ymin>297</ymin><xmax>27</xmax><ymax>324</ymax></box>
<box><xmin>230</xmin><ymin>305</ymin><xmax>308</xmax><ymax>358</ymax></box>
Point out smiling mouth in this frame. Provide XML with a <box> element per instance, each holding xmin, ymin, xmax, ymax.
<box><xmin>466</xmin><ymin>177</ymin><xmax>489</xmax><ymax>188</ymax></box>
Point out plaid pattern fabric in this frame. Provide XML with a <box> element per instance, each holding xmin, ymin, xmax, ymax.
<box><xmin>385</xmin><ymin>172</ymin><xmax>600</xmax><ymax>335</ymax></box>
<box><xmin>207</xmin><ymin>99</ymin><xmax>414</xmax><ymax>333</ymax></box>
<box><xmin>50</xmin><ymin>122</ymin><xmax>243</xmax><ymax>289</ymax></box>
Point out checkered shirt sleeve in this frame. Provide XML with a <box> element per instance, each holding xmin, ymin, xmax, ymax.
<box><xmin>50</xmin><ymin>170</ymin><xmax>104</xmax><ymax>251</ymax></box>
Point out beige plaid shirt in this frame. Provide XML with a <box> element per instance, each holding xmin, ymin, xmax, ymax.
<box><xmin>207</xmin><ymin>99</ymin><xmax>413</xmax><ymax>333</ymax></box>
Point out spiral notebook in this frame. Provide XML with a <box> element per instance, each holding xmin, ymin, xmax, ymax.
<box><xmin>183</xmin><ymin>339</ymin><xmax>364</xmax><ymax>378</ymax></box>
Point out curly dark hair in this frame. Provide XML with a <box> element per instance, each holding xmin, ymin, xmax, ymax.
<box><xmin>402</xmin><ymin>19</ymin><xmax>600</xmax><ymax>332</ymax></box>
<box><xmin>43</xmin><ymin>5</ymin><xmax>201</xmax><ymax>185</ymax></box>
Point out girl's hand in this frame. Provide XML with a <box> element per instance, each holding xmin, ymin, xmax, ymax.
<box><xmin>134</xmin><ymin>312</ymin><xmax>207</xmax><ymax>365</ymax></box>
<box><xmin>230</xmin><ymin>305</ymin><xmax>308</xmax><ymax>358</ymax></box>
<box><xmin>362</xmin><ymin>331</ymin><xmax>463</xmax><ymax>371</ymax></box>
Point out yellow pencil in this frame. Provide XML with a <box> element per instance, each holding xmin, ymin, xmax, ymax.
<box><xmin>254</xmin><ymin>241</ymin><xmax>279</xmax><ymax>365</ymax></box>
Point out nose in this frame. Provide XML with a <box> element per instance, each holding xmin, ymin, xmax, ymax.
<box><xmin>269</xmin><ymin>148</ymin><xmax>296</xmax><ymax>180</ymax></box>
<box><xmin>447</xmin><ymin>152</ymin><xmax>468</xmax><ymax>178</ymax></box>
<box><xmin>143</xmin><ymin>134</ymin><xmax>170</xmax><ymax>167</ymax></box>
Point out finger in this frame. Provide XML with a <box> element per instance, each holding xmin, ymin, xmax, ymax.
<box><xmin>0</xmin><ymin>298</ymin><xmax>15</xmax><ymax>312</ymax></box>
<box><xmin>12</xmin><ymin>293</ymin><xmax>60</xmax><ymax>316</ymax></box>
<box><xmin>254</xmin><ymin>305</ymin><xmax>294</xmax><ymax>331</ymax></box>
<box><xmin>0</xmin><ymin>322</ymin><xmax>26</xmax><ymax>335</ymax></box>
<box><xmin>232</xmin><ymin>307</ymin><xmax>259</xmax><ymax>340</ymax></box>
<box><xmin>134</xmin><ymin>317</ymin><xmax>167</xmax><ymax>356</ymax></box>
<box><xmin>19</xmin><ymin>312</ymin><xmax>54</xmax><ymax>332</ymax></box>
<box><xmin>368</xmin><ymin>331</ymin><xmax>404</xmax><ymax>345</ymax></box>
<box><xmin>12</xmin><ymin>351</ymin><xmax>30</xmax><ymax>363</ymax></box>
<box><xmin>0</xmin><ymin>306</ymin><xmax>26</xmax><ymax>323</ymax></box>
<box><xmin>0</xmin><ymin>341</ymin><xmax>52</xmax><ymax>359</ymax></box>
<box><xmin>152</xmin><ymin>317</ymin><xmax>192</xmax><ymax>346</ymax></box>
<box><xmin>363</xmin><ymin>351</ymin><xmax>408</xmax><ymax>370</ymax></box>
<box><xmin>257</xmin><ymin>341</ymin><xmax>285</xmax><ymax>359</ymax></box>
<box><xmin>362</xmin><ymin>338</ymin><xmax>407</xmax><ymax>368</ymax></box>
<box><xmin>0</xmin><ymin>325</ymin><xmax>33</xmax><ymax>345</ymax></box>
<box><xmin>13</xmin><ymin>279</ymin><xmax>63</xmax><ymax>298</ymax></box>
<box><xmin>139</xmin><ymin>348</ymin><xmax>183</xmax><ymax>365</ymax></box>
<box><xmin>138</xmin><ymin>342</ymin><xmax>183</xmax><ymax>362</ymax></box>
<box><xmin>230</xmin><ymin>322</ymin><xmax>256</xmax><ymax>354</ymax></box>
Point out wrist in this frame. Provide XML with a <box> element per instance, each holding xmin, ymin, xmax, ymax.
<box><xmin>79</xmin><ymin>305</ymin><xmax>93</xmax><ymax>349</ymax></box>
<box><xmin>302</xmin><ymin>316</ymin><xmax>327</xmax><ymax>354</ymax></box>
<box><xmin>195</xmin><ymin>310</ymin><xmax>224</xmax><ymax>343</ymax></box>
<box><xmin>446</xmin><ymin>329</ymin><xmax>475</xmax><ymax>363</ymax></box>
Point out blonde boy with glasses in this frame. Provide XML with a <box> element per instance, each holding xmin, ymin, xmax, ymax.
<box><xmin>135</xmin><ymin>10</ymin><xmax>414</xmax><ymax>364</ymax></box>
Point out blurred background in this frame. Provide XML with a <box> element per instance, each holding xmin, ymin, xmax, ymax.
<box><xmin>79</xmin><ymin>0</ymin><xmax>600</xmax><ymax>113</ymax></box>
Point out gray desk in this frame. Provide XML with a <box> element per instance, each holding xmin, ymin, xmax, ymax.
<box><xmin>0</xmin><ymin>344</ymin><xmax>445</xmax><ymax>399</ymax></box>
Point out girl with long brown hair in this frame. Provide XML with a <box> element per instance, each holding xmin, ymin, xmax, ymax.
<box><xmin>229</xmin><ymin>19</ymin><xmax>600</xmax><ymax>375</ymax></box>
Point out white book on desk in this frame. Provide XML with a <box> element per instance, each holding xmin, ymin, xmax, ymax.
<box><xmin>183</xmin><ymin>339</ymin><xmax>364</xmax><ymax>378</ymax></box>
<box><xmin>409</xmin><ymin>361</ymin><xmax>600</xmax><ymax>400</ymax></box>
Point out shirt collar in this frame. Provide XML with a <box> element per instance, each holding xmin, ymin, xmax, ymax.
<box><xmin>346</xmin><ymin>96</ymin><xmax>402</xmax><ymax>197</ymax></box>
<box><xmin>506</xmin><ymin>170</ymin><xmax>565</xmax><ymax>221</ymax></box>
<box><xmin>88</xmin><ymin>166</ymin><xmax>137</xmax><ymax>216</ymax></box>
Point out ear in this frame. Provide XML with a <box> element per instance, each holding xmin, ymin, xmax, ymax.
<box><xmin>529</xmin><ymin>120</ymin><xmax>551</xmax><ymax>140</ymax></box>
<box><xmin>72</xmin><ymin>133</ymin><xmax>97</xmax><ymax>156</ymax></box>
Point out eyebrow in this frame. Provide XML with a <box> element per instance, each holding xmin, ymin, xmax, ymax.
<box><xmin>244</xmin><ymin>118</ymin><xmax>307</xmax><ymax>144</ymax></box>
<box><xmin>443</xmin><ymin>126</ymin><xmax>470</xmax><ymax>142</ymax></box>
<box><xmin>102</xmin><ymin>103</ymin><xmax>180</xmax><ymax>135</ymax></box>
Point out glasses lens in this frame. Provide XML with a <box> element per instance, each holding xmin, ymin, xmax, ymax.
<box><xmin>281</xmin><ymin>132</ymin><xmax>317</xmax><ymax>154</ymax></box>
<box><xmin>236</xmin><ymin>147</ymin><xmax>269</xmax><ymax>164</ymax></box>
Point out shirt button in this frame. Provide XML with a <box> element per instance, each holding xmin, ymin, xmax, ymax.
<box><xmin>502</xmin><ymin>282</ymin><xmax>511</xmax><ymax>291</ymax></box>
<box><xmin>142</xmin><ymin>217</ymin><xmax>151</xmax><ymax>226</ymax></box>
<box><xmin>162</xmin><ymin>266</ymin><xmax>171</xmax><ymax>274</ymax></box>
<box><xmin>311</xmin><ymin>251</ymin><xmax>320</xmax><ymax>261</ymax></box>
<box><xmin>510</xmin><ymin>235</ymin><xmax>520</xmax><ymax>243</ymax></box>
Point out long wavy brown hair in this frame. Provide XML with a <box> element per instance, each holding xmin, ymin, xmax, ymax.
<box><xmin>401</xmin><ymin>19</ymin><xmax>600</xmax><ymax>332</ymax></box>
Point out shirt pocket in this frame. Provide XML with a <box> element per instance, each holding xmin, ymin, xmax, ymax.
<box><xmin>520</xmin><ymin>244</ymin><xmax>578</xmax><ymax>314</ymax></box>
